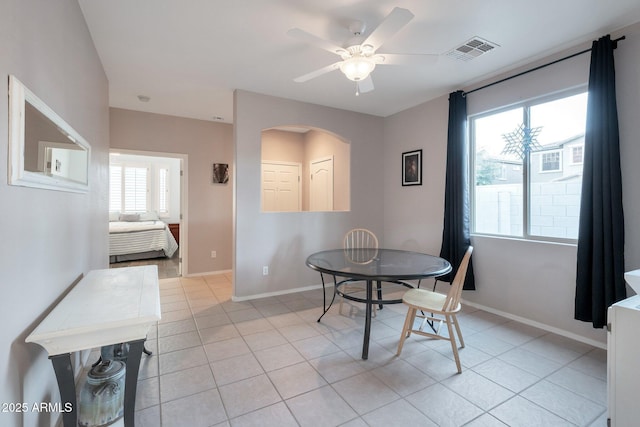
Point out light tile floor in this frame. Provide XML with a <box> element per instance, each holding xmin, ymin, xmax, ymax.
<box><xmin>128</xmin><ymin>274</ymin><xmax>607</xmax><ymax>427</ymax></box>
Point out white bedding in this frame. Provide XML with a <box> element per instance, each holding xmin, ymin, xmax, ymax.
<box><xmin>109</xmin><ymin>220</ymin><xmax>178</xmax><ymax>258</ymax></box>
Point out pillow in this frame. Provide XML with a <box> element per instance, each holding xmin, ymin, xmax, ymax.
<box><xmin>109</xmin><ymin>211</ymin><xmax>120</xmax><ymax>222</ymax></box>
<box><xmin>119</xmin><ymin>213</ymin><xmax>140</xmax><ymax>222</ymax></box>
<box><xmin>139</xmin><ymin>211</ymin><xmax>160</xmax><ymax>221</ymax></box>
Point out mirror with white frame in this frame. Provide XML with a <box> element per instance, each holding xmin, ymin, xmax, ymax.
<box><xmin>8</xmin><ymin>75</ymin><xmax>90</xmax><ymax>193</ymax></box>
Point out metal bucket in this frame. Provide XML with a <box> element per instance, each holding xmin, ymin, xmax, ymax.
<box><xmin>78</xmin><ymin>360</ymin><xmax>125</xmax><ymax>427</ymax></box>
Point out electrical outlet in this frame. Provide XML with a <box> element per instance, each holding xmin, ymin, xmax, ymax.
<box><xmin>263</xmin><ymin>266</ymin><xmax>269</xmax><ymax>276</ymax></box>
<box><xmin>211</xmin><ymin>251</ymin><xmax>217</xmax><ymax>258</ymax></box>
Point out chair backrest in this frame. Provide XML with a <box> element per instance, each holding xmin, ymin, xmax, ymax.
<box><xmin>343</xmin><ymin>228</ymin><xmax>379</xmax><ymax>264</ymax></box>
<box><xmin>442</xmin><ymin>246</ymin><xmax>473</xmax><ymax>312</ymax></box>
<box><xmin>343</xmin><ymin>228</ymin><xmax>378</xmax><ymax>250</ymax></box>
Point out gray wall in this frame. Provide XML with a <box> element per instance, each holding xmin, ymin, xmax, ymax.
<box><xmin>382</xmin><ymin>23</ymin><xmax>640</xmax><ymax>346</ymax></box>
<box><xmin>0</xmin><ymin>1</ymin><xmax>109</xmax><ymax>426</ymax></box>
<box><xmin>383</xmin><ymin>94</ymin><xmax>449</xmax><ymax>254</ymax></box>
<box><xmin>110</xmin><ymin>108</ymin><xmax>234</xmax><ymax>275</ymax></box>
<box><xmin>234</xmin><ymin>90</ymin><xmax>384</xmax><ymax>299</ymax></box>
<box><xmin>616</xmin><ymin>23</ymin><xmax>640</xmax><ymax>273</ymax></box>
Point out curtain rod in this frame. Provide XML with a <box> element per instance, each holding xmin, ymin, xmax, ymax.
<box><xmin>463</xmin><ymin>35</ymin><xmax>626</xmax><ymax>97</ymax></box>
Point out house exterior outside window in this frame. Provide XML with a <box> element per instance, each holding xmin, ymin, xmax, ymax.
<box><xmin>571</xmin><ymin>145</ymin><xmax>584</xmax><ymax>164</ymax></box>
<box><xmin>471</xmin><ymin>91</ymin><xmax>588</xmax><ymax>241</ymax></box>
<box><xmin>540</xmin><ymin>151</ymin><xmax>561</xmax><ymax>172</ymax></box>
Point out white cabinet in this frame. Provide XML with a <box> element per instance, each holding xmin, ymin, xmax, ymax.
<box><xmin>607</xmin><ymin>292</ymin><xmax>640</xmax><ymax>426</ymax></box>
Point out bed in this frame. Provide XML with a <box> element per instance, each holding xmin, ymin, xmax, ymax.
<box><xmin>109</xmin><ymin>212</ymin><xmax>179</xmax><ymax>263</ymax></box>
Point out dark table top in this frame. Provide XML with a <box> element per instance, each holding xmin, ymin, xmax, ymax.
<box><xmin>306</xmin><ymin>248</ymin><xmax>452</xmax><ymax>282</ymax></box>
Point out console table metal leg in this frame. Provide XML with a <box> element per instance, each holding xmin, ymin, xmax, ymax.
<box><xmin>362</xmin><ymin>280</ymin><xmax>373</xmax><ymax>360</ymax></box>
<box><xmin>123</xmin><ymin>339</ymin><xmax>145</xmax><ymax>427</ymax></box>
<box><xmin>49</xmin><ymin>353</ymin><xmax>76</xmax><ymax>427</ymax></box>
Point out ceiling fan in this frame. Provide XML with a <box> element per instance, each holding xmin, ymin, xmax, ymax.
<box><xmin>287</xmin><ymin>7</ymin><xmax>437</xmax><ymax>95</ymax></box>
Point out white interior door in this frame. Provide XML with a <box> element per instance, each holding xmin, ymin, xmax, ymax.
<box><xmin>261</xmin><ymin>162</ymin><xmax>301</xmax><ymax>211</ymax></box>
<box><xmin>310</xmin><ymin>156</ymin><xmax>334</xmax><ymax>211</ymax></box>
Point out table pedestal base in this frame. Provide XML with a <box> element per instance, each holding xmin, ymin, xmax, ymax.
<box><xmin>318</xmin><ymin>276</ymin><xmax>414</xmax><ymax>360</ymax></box>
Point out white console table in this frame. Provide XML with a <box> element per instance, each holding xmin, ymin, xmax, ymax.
<box><xmin>26</xmin><ymin>265</ymin><xmax>161</xmax><ymax>427</ymax></box>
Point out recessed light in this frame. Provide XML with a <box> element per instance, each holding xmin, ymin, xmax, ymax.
<box><xmin>137</xmin><ymin>95</ymin><xmax>150</xmax><ymax>102</ymax></box>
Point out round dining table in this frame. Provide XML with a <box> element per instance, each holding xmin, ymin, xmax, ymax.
<box><xmin>306</xmin><ymin>248</ymin><xmax>451</xmax><ymax>359</ymax></box>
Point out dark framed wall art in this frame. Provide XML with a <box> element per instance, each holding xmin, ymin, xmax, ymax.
<box><xmin>212</xmin><ymin>163</ymin><xmax>229</xmax><ymax>184</ymax></box>
<box><xmin>402</xmin><ymin>149</ymin><xmax>422</xmax><ymax>186</ymax></box>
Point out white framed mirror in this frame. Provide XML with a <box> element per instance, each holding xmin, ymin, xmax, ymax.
<box><xmin>8</xmin><ymin>75</ymin><xmax>90</xmax><ymax>193</ymax></box>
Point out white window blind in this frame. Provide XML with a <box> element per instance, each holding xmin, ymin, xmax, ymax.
<box><xmin>158</xmin><ymin>168</ymin><xmax>169</xmax><ymax>214</ymax></box>
<box><xmin>109</xmin><ymin>165</ymin><xmax>122</xmax><ymax>212</ymax></box>
<box><xmin>123</xmin><ymin>167</ymin><xmax>148</xmax><ymax>212</ymax></box>
<box><xmin>109</xmin><ymin>165</ymin><xmax>149</xmax><ymax>212</ymax></box>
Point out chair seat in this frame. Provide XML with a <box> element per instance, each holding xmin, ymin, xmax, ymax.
<box><xmin>402</xmin><ymin>288</ymin><xmax>461</xmax><ymax>314</ymax></box>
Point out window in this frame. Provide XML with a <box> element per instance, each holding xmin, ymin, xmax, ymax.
<box><xmin>571</xmin><ymin>146</ymin><xmax>584</xmax><ymax>164</ymax></box>
<box><xmin>498</xmin><ymin>164</ymin><xmax>507</xmax><ymax>180</ymax></box>
<box><xmin>471</xmin><ymin>91</ymin><xmax>588</xmax><ymax>241</ymax></box>
<box><xmin>109</xmin><ymin>164</ymin><xmax>149</xmax><ymax>213</ymax></box>
<box><xmin>540</xmin><ymin>151</ymin><xmax>561</xmax><ymax>172</ymax></box>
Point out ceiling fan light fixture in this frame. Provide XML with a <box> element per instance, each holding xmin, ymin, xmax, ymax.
<box><xmin>339</xmin><ymin>56</ymin><xmax>376</xmax><ymax>81</ymax></box>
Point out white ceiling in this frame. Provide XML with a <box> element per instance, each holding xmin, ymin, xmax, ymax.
<box><xmin>78</xmin><ymin>0</ymin><xmax>640</xmax><ymax>124</ymax></box>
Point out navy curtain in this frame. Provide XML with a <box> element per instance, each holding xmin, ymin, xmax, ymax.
<box><xmin>439</xmin><ymin>90</ymin><xmax>475</xmax><ymax>290</ymax></box>
<box><xmin>575</xmin><ymin>35</ymin><xmax>625</xmax><ymax>328</ymax></box>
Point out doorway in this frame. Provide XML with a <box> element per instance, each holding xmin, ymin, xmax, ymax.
<box><xmin>108</xmin><ymin>149</ymin><xmax>188</xmax><ymax>279</ymax></box>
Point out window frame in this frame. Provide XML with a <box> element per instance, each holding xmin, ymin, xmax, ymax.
<box><xmin>539</xmin><ymin>149</ymin><xmax>563</xmax><ymax>173</ymax></box>
<box><xmin>570</xmin><ymin>145</ymin><xmax>584</xmax><ymax>165</ymax></box>
<box><xmin>469</xmin><ymin>87</ymin><xmax>587</xmax><ymax>244</ymax></box>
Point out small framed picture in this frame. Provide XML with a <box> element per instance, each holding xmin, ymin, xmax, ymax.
<box><xmin>402</xmin><ymin>149</ymin><xmax>422</xmax><ymax>186</ymax></box>
<box><xmin>212</xmin><ymin>163</ymin><xmax>229</xmax><ymax>184</ymax></box>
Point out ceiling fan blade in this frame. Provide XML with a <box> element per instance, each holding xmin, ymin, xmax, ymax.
<box><xmin>357</xmin><ymin>76</ymin><xmax>374</xmax><ymax>94</ymax></box>
<box><xmin>362</xmin><ymin>7</ymin><xmax>414</xmax><ymax>52</ymax></box>
<box><xmin>293</xmin><ymin>61</ymin><xmax>342</xmax><ymax>83</ymax></box>
<box><xmin>287</xmin><ymin>28</ymin><xmax>347</xmax><ymax>56</ymax></box>
<box><xmin>376</xmin><ymin>53</ymin><xmax>439</xmax><ymax>66</ymax></box>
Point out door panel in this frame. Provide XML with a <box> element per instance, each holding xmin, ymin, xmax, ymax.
<box><xmin>310</xmin><ymin>157</ymin><xmax>334</xmax><ymax>211</ymax></box>
<box><xmin>261</xmin><ymin>162</ymin><xmax>301</xmax><ymax>211</ymax></box>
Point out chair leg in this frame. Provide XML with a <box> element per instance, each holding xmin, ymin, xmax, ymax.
<box><xmin>452</xmin><ymin>314</ymin><xmax>465</xmax><ymax>348</ymax></box>
<box><xmin>445</xmin><ymin>315</ymin><xmax>462</xmax><ymax>374</ymax></box>
<box><xmin>397</xmin><ymin>307</ymin><xmax>415</xmax><ymax>356</ymax></box>
<box><xmin>408</xmin><ymin>307</ymin><xmax>418</xmax><ymax>337</ymax></box>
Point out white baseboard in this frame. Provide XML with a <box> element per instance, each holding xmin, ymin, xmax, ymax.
<box><xmin>184</xmin><ymin>269</ymin><xmax>232</xmax><ymax>277</ymax></box>
<box><xmin>462</xmin><ymin>299</ymin><xmax>606</xmax><ymax>349</ymax></box>
<box><xmin>232</xmin><ymin>283</ymin><xmax>324</xmax><ymax>302</ymax></box>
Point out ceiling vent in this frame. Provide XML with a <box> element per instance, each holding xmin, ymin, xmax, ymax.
<box><xmin>446</xmin><ymin>37</ymin><xmax>499</xmax><ymax>61</ymax></box>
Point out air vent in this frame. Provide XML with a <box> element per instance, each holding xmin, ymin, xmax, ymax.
<box><xmin>446</xmin><ymin>37</ymin><xmax>499</xmax><ymax>61</ymax></box>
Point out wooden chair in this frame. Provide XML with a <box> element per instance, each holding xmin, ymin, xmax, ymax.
<box><xmin>396</xmin><ymin>246</ymin><xmax>473</xmax><ymax>373</ymax></box>
<box><xmin>339</xmin><ymin>228</ymin><xmax>380</xmax><ymax>316</ymax></box>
